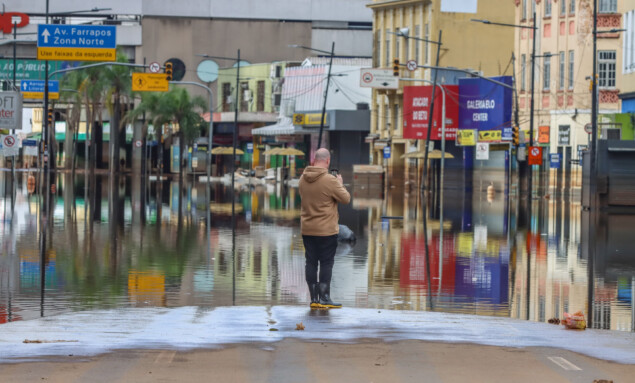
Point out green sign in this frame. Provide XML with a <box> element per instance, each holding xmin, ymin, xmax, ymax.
<box><xmin>0</xmin><ymin>59</ymin><xmax>64</xmax><ymax>81</ymax></box>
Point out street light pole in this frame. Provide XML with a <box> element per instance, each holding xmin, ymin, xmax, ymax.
<box><xmin>590</xmin><ymin>0</ymin><xmax>598</xmax><ymax>210</ymax></box>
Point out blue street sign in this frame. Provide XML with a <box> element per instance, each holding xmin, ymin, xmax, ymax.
<box><xmin>37</xmin><ymin>24</ymin><xmax>116</xmax><ymax>49</ymax></box>
<box><xmin>246</xmin><ymin>142</ymin><xmax>253</xmax><ymax>154</ymax></box>
<box><xmin>20</xmin><ymin>80</ymin><xmax>59</xmax><ymax>93</ymax></box>
<box><xmin>383</xmin><ymin>146</ymin><xmax>391</xmax><ymax>159</ymax></box>
<box><xmin>22</xmin><ymin>140</ymin><xmax>37</xmax><ymax>146</ymax></box>
<box><xmin>549</xmin><ymin>153</ymin><xmax>561</xmax><ymax>169</ymax></box>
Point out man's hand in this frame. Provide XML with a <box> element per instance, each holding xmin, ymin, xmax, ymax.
<box><xmin>336</xmin><ymin>174</ymin><xmax>343</xmax><ymax>185</ymax></box>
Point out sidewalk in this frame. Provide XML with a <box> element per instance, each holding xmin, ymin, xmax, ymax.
<box><xmin>1</xmin><ymin>306</ymin><xmax>634</xmax><ymax>382</ymax></box>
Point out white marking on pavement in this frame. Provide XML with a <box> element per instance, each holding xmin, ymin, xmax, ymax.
<box><xmin>548</xmin><ymin>356</ymin><xmax>582</xmax><ymax>371</ymax></box>
<box><xmin>154</xmin><ymin>351</ymin><xmax>176</xmax><ymax>364</ymax></box>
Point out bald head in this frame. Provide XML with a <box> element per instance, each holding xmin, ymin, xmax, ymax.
<box><xmin>313</xmin><ymin>148</ymin><xmax>331</xmax><ymax>168</ymax></box>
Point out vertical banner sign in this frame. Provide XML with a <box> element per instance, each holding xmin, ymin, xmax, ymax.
<box><xmin>403</xmin><ymin>85</ymin><xmax>459</xmax><ymax>140</ymax></box>
<box><xmin>538</xmin><ymin>126</ymin><xmax>550</xmax><ymax>144</ymax></box>
<box><xmin>0</xmin><ymin>92</ymin><xmax>22</xmax><ymax>131</ymax></box>
<box><xmin>528</xmin><ymin>146</ymin><xmax>543</xmax><ymax>166</ymax></box>
<box><xmin>458</xmin><ymin>76</ymin><xmax>513</xmax><ymax>142</ymax></box>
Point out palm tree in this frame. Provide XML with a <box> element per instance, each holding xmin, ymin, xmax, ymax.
<box><xmin>127</xmin><ymin>87</ymin><xmax>206</xmax><ymax>179</ymax></box>
<box><xmin>60</xmin><ymin>71</ymin><xmax>83</xmax><ymax>172</ymax></box>
<box><xmin>104</xmin><ymin>51</ymin><xmax>133</xmax><ymax>173</ymax></box>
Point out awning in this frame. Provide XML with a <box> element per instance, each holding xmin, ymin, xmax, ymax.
<box><xmin>252</xmin><ymin>117</ymin><xmax>313</xmax><ymax>136</ymax></box>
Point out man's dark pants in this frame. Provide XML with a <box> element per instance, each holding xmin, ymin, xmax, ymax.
<box><xmin>302</xmin><ymin>234</ymin><xmax>338</xmax><ymax>285</ymax></box>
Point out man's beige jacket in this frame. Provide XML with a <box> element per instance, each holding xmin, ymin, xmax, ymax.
<box><xmin>299</xmin><ymin>166</ymin><xmax>351</xmax><ymax>236</ymax></box>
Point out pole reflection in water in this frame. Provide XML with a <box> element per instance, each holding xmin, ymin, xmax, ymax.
<box><xmin>1</xmin><ymin>172</ymin><xmax>635</xmax><ymax>332</ymax></box>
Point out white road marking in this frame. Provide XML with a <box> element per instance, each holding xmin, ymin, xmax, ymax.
<box><xmin>154</xmin><ymin>350</ymin><xmax>177</xmax><ymax>364</ymax></box>
<box><xmin>548</xmin><ymin>356</ymin><xmax>582</xmax><ymax>371</ymax></box>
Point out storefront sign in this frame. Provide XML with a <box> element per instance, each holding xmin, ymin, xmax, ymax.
<box><xmin>538</xmin><ymin>126</ymin><xmax>550</xmax><ymax>144</ymax></box>
<box><xmin>456</xmin><ymin>129</ymin><xmax>476</xmax><ymax>146</ymax></box>
<box><xmin>0</xmin><ymin>12</ymin><xmax>29</xmax><ymax>33</ymax></box>
<box><xmin>478</xmin><ymin>130</ymin><xmax>502</xmax><ymax>142</ymax></box>
<box><xmin>0</xmin><ymin>92</ymin><xmax>22</xmax><ymax>130</ymax></box>
<box><xmin>458</xmin><ymin>76</ymin><xmax>513</xmax><ymax>142</ymax></box>
<box><xmin>528</xmin><ymin>146</ymin><xmax>543</xmax><ymax>166</ymax></box>
<box><xmin>0</xmin><ymin>60</ymin><xmax>66</xmax><ymax>81</ymax></box>
<box><xmin>403</xmin><ymin>85</ymin><xmax>459</xmax><ymax>140</ymax></box>
<box><xmin>292</xmin><ymin>113</ymin><xmax>327</xmax><ymax>126</ymax></box>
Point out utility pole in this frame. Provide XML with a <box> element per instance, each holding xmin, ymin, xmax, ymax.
<box><xmin>317</xmin><ymin>42</ymin><xmax>334</xmax><ymax>149</ymax></box>
<box><xmin>590</xmin><ymin>0</ymin><xmax>599</xmax><ymax>210</ymax></box>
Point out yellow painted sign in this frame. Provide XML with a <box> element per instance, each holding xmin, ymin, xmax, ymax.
<box><xmin>22</xmin><ymin>92</ymin><xmax>59</xmax><ymax>100</ymax></box>
<box><xmin>293</xmin><ymin>113</ymin><xmax>327</xmax><ymax>126</ymax></box>
<box><xmin>132</xmin><ymin>73</ymin><xmax>169</xmax><ymax>92</ymax></box>
<box><xmin>37</xmin><ymin>47</ymin><xmax>116</xmax><ymax>62</ymax></box>
<box><xmin>456</xmin><ymin>129</ymin><xmax>476</xmax><ymax>146</ymax></box>
<box><xmin>478</xmin><ymin>130</ymin><xmax>502</xmax><ymax>142</ymax></box>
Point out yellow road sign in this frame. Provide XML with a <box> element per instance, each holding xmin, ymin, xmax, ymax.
<box><xmin>478</xmin><ymin>130</ymin><xmax>502</xmax><ymax>142</ymax></box>
<box><xmin>22</xmin><ymin>92</ymin><xmax>59</xmax><ymax>100</ymax></box>
<box><xmin>456</xmin><ymin>129</ymin><xmax>476</xmax><ymax>146</ymax></box>
<box><xmin>132</xmin><ymin>73</ymin><xmax>169</xmax><ymax>92</ymax></box>
<box><xmin>37</xmin><ymin>47</ymin><xmax>116</xmax><ymax>62</ymax></box>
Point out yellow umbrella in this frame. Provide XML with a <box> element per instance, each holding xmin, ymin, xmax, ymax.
<box><xmin>212</xmin><ymin>146</ymin><xmax>244</xmax><ymax>155</ymax></box>
<box><xmin>278</xmin><ymin>148</ymin><xmax>305</xmax><ymax>156</ymax></box>
<box><xmin>262</xmin><ymin>147</ymin><xmax>284</xmax><ymax>155</ymax></box>
<box><xmin>401</xmin><ymin>149</ymin><xmax>454</xmax><ymax>159</ymax></box>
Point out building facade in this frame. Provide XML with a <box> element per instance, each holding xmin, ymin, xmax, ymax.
<box><xmin>514</xmin><ymin>0</ymin><xmax>624</xmax><ymax>165</ymax></box>
<box><xmin>367</xmin><ymin>0</ymin><xmax>515</xmax><ymax>185</ymax></box>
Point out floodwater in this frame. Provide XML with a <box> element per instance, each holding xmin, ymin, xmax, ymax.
<box><xmin>0</xmin><ymin>170</ymin><xmax>634</xmax><ymax>333</ymax></box>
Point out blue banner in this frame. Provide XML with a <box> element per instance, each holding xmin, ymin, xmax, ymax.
<box><xmin>458</xmin><ymin>76</ymin><xmax>513</xmax><ymax>141</ymax></box>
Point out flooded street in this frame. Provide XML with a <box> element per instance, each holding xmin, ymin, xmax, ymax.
<box><xmin>1</xmin><ymin>171</ymin><xmax>634</xmax><ymax>334</ymax></box>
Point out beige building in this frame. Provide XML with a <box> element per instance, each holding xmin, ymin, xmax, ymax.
<box><xmin>619</xmin><ymin>1</ymin><xmax>635</xmax><ymax>113</ymax></box>
<box><xmin>367</xmin><ymin>0</ymin><xmax>515</xmax><ymax>185</ymax></box>
<box><xmin>515</xmin><ymin>0</ymin><xmax>624</xmax><ymax>162</ymax></box>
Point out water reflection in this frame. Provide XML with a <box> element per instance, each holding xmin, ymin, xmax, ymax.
<box><xmin>0</xmin><ymin>171</ymin><xmax>634</xmax><ymax>332</ymax></box>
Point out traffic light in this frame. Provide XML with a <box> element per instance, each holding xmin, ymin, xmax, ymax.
<box><xmin>393</xmin><ymin>58</ymin><xmax>399</xmax><ymax>77</ymax></box>
<box><xmin>47</xmin><ymin>107</ymin><xmax>53</xmax><ymax>126</ymax></box>
<box><xmin>512</xmin><ymin>125</ymin><xmax>519</xmax><ymax>147</ymax></box>
<box><xmin>165</xmin><ymin>62</ymin><xmax>173</xmax><ymax>81</ymax></box>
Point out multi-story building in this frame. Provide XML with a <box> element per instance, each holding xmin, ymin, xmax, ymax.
<box><xmin>618</xmin><ymin>0</ymin><xmax>635</xmax><ymax>141</ymax></box>
<box><xmin>366</xmin><ymin>0</ymin><xmax>515</xmax><ymax>185</ymax></box>
<box><xmin>514</xmin><ymin>0</ymin><xmax>624</xmax><ymax>167</ymax></box>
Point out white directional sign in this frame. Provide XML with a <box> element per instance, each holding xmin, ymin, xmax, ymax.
<box><xmin>360</xmin><ymin>68</ymin><xmax>399</xmax><ymax>89</ymax></box>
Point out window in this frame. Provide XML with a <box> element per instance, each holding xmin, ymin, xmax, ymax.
<box><xmin>395</xmin><ymin>28</ymin><xmax>400</xmax><ymax>60</ymax></box>
<box><xmin>599</xmin><ymin>0</ymin><xmax>616</xmax><ymax>14</ymax></box>
<box><xmin>560</xmin><ymin>0</ymin><xmax>566</xmax><ymax>16</ymax></box>
<box><xmin>222</xmin><ymin>83</ymin><xmax>231</xmax><ymax>112</ymax></box>
<box><xmin>625</xmin><ymin>11</ymin><xmax>635</xmax><ymax>73</ymax></box>
<box><xmin>570</xmin><ymin>0</ymin><xmax>575</xmax><ymax>14</ymax></box>
<box><xmin>568</xmin><ymin>50</ymin><xmax>574</xmax><ymax>89</ymax></box>
<box><xmin>415</xmin><ymin>25</ymin><xmax>421</xmax><ymax>64</ymax></box>
<box><xmin>545</xmin><ymin>0</ymin><xmax>551</xmax><ymax>17</ymax></box>
<box><xmin>522</xmin><ymin>0</ymin><xmax>527</xmax><ymax>20</ymax></box>
<box><xmin>521</xmin><ymin>54</ymin><xmax>526</xmax><ymax>91</ymax></box>
<box><xmin>532</xmin><ymin>0</ymin><xmax>536</xmax><ymax>17</ymax></box>
<box><xmin>374</xmin><ymin>29</ymin><xmax>381</xmax><ymax>67</ymax></box>
<box><xmin>424</xmin><ymin>24</ymin><xmax>429</xmax><ymax>64</ymax></box>
<box><xmin>598</xmin><ymin>50</ymin><xmax>616</xmax><ymax>88</ymax></box>
<box><xmin>543</xmin><ymin>53</ymin><xmax>551</xmax><ymax>90</ymax></box>
<box><xmin>384</xmin><ymin>101</ymin><xmax>391</xmax><ymax>133</ymax></box>
<box><xmin>240</xmin><ymin>82</ymin><xmax>249</xmax><ymax>112</ymax></box>
<box><xmin>385</xmin><ymin>33</ymin><xmax>391</xmax><ymax>67</ymax></box>
<box><xmin>394</xmin><ymin>103</ymin><xmax>399</xmax><ymax>133</ymax></box>
<box><xmin>559</xmin><ymin>51</ymin><xmax>565</xmax><ymax>90</ymax></box>
<box><xmin>257</xmin><ymin>81</ymin><xmax>265</xmax><ymax>112</ymax></box>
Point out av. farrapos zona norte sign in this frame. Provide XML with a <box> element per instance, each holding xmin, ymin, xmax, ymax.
<box><xmin>37</xmin><ymin>24</ymin><xmax>116</xmax><ymax>62</ymax></box>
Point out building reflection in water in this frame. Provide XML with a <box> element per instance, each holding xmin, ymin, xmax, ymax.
<box><xmin>0</xmin><ymin>172</ymin><xmax>633</xmax><ymax>332</ymax></box>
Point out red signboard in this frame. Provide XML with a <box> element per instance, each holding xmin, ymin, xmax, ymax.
<box><xmin>528</xmin><ymin>146</ymin><xmax>543</xmax><ymax>166</ymax></box>
<box><xmin>403</xmin><ymin>85</ymin><xmax>459</xmax><ymax>140</ymax></box>
<box><xmin>0</xmin><ymin>13</ymin><xmax>29</xmax><ymax>33</ymax></box>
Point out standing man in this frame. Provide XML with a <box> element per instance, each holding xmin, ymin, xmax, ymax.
<box><xmin>299</xmin><ymin>148</ymin><xmax>350</xmax><ymax>308</ymax></box>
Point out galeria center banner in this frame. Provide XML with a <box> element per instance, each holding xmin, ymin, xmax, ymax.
<box><xmin>458</xmin><ymin>76</ymin><xmax>513</xmax><ymax>142</ymax></box>
<box><xmin>403</xmin><ymin>85</ymin><xmax>459</xmax><ymax>140</ymax></box>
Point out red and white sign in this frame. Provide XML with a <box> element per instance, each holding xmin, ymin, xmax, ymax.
<box><xmin>148</xmin><ymin>62</ymin><xmax>161</xmax><ymax>73</ymax></box>
<box><xmin>3</xmin><ymin>135</ymin><xmax>15</xmax><ymax>148</ymax></box>
<box><xmin>0</xmin><ymin>12</ymin><xmax>29</xmax><ymax>34</ymax></box>
<box><xmin>134</xmin><ymin>140</ymin><xmax>142</xmax><ymax>148</ymax></box>
<box><xmin>584</xmin><ymin>123</ymin><xmax>592</xmax><ymax>134</ymax></box>
<box><xmin>406</xmin><ymin>60</ymin><xmax>417</xmax><ymax>71</ymax></box>
<box><xmin>0</xmin><ymin>92</ymin><xmax>22</xmax><ymax>130</ymax></box>
<box><xmin>403</xmin><ymin>85</ymin><xmax>459</xmax><ymax>140</ymax></box>
<box><xmin>528</xmin><ymin>146</ymin><xmax>543</xmax><ymax>166</ymax></box>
